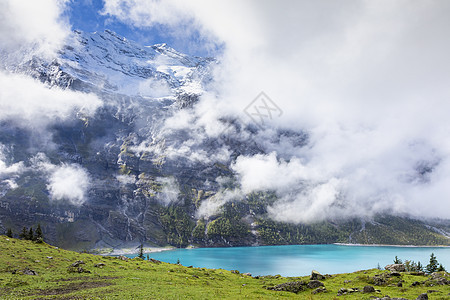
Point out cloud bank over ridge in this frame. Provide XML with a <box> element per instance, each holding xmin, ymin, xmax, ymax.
<box><xmin>1</xmin><ymin>0</ymin><xmax>449</xmax><ymax>221</ymax></box>
<box><xmin>102</xmin><ymin>0</ymin><xmax>450</xmax><ymax>221</ymax></box>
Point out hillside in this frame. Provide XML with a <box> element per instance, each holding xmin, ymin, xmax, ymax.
<box><xmin>0</xmin><ymin>235</ymin><xmax>449</xmax><ymax>299</ymax></box>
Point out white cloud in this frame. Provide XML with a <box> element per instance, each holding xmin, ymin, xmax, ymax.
<box><xmin>196</xmin><ymin>188</ymin><xmax>243</xmax><ymax>219</ymax></box>
<box><xmin>47</xmin><ymin>163</ymin><xmax>91</xmax><ymax>206</ymax></box>
<box><xmin>0</xmin><ymin>0</ymin><xmax>70</xmax><ymax>60</ymax></box>
<box><xmin>31</xmin><ymin>153</ymin><xmax>91</xmax><ymax>206</ymax></box>
<box><xmin>267</xmin><ymin>178</ymin><xmax>344</xmax><ymax>224</ymax></box>
<box><xmin>101</xmin><ymin>0</ymin><xmax>188</xmax><ymax>28</ymax></box>
<box><xmin>156</xmin><ymin>177</ymin><xmax>179</xmax><ymax>206</ymax></box>
<box><xmin>102</xmin><ymin>1</ymin><xmax>450</xmax><ymax>221</ymax></box>
<box><xmin>232</xmin><ymin>152</ymin><xmax>309</xmax><ymax>194</ymax></box>
<box><xmin>116</xmin><ymin>174</ymin><xmax>136</xmax><ymax>185</ymax></box>
<box><xmin>0</xmin><ymin>144</ymin><xmax>25</xmax><ymax>194</ymax></box>
<box><xmin>137</xmin><ymin>78</ymin><xmax>171</xmax><ymax>98</ymax></box>
<box><xmin>0</xmin><ymin>71</ymin><xmax>102</xmax><ymax>130</ymax></box>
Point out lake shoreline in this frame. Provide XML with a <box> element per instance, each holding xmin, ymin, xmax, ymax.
<box><xmin>104</xmin><ymin>242</ymin><xmax>449</xmax><ymax>256</ymax></box>
<box><xmin>334</xmin><ymin>243</ymin><xmax>450</xmax><ymax>248</ymax></box>
<box><xmin>97</xmin><ymin>246</ymin><xmax>175</xmax><ymax>256</ymax></box>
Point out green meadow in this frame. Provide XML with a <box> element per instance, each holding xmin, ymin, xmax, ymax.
<box><xmin>0</xmin><ymin>236</ymin><xmax>449</xmax><ymax>299</ymax></box>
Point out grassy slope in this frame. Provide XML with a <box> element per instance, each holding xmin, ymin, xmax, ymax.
<box><xmin>0</xmin><ymin>236</ymin><xmax>449</xmax><ymax>299</ymax></box>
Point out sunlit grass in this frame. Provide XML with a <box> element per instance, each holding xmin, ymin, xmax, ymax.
<box><xmin>0</xmin><ymin>235</ymin><xmax>448</xmax><ymax>299</ymax></box>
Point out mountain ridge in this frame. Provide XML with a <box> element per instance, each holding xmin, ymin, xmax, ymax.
<box><xmin>0</xmin><ymin>29</ymin><xmax>448</xmax><ymax>250</ymax></box>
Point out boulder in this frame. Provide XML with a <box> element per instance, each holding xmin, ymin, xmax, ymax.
<box><xmin>307</xmin><ymin>280</ymin><xmax>324</xmax><ymax>289</ymax></box>
<box><xmin>337</xmin><ymin>287</ymin><xmax>359</xmax><ymax>296</ymax></box>
<box><xmin>385</xmin><ymin>264</ymin><xmax>406</xmax><ymax>272</ymax></box>
<box><xmin>94</xmin><ymin>263</ymin><xmax>106</xmax><ymax>268</ymax></box>
<box><xmin>22</xmin><ymin>268</ymin><xmax>37</xmax><ymax>275</ymax></box>
<box><xmin>77</xmin><ymin>267</ymin><xmax>90</xmax><ymax>273</ymax></box>
<box><xmin>310</xmin><ymin>270</ymin><xmax>325</xmax><ymax>280</ymax></box>
<box><xmin>430</xmin><ymin>272</ymin><xmax>442</xmax><ymax>279</ymax></box>
<box><xmin>312</xmin><ymin>287</ymin><xmax>327</xmax><ymax>294</ymax></box>
<box><xmin>363</xmin><ymin>285</ymin><xmax>375</xmax><ymax>293</ymax></box>
<box><xmin>372</xmin><ymin>297</ymin><xmax>409</xmax><ymax>300</ymax></box>
<box><xmin>267</xmin><ymin>281</ymin><xmax>307</xmax><ymax>293</ymax></box>
<box><xmin>71</xmin><ymin>260</ymin><xmax>85</xmax><ymax>267</ymax></box>
<box><xmin>416</xmin><ymin>293</ymin><xmax>428</xmax><ymax>300</ymax></box>
<box><xmin>410</xmin><ymin>281</ymin><xmax>421</xmax><ymax>287</ymax></box>
<box><xmin>118</xmin><ymin>255</ymin><xmax>129</xmax><ymax>261</ymax></box>
<box><xmin>373</xmin><ymin>276</ymin><xmax>388</xmax><ymax>286</ymax></box>
<box><xmin>68</xmin><ymin>266</ymin><xmax>91</xmax><ymax>273</ymax></box>
<box><xmin>423</xmin><ymin>277</ymin><xmax>449</xmax><ymax>286</ymax></box>
<box><xmin>410</xmin><ymin>271</ymin><xmax>426</xmax><ymax>276</ymax></box>
<box><xmin>242</xmin><ymin>273</ymin><xmax>252</xmax><ymax>276</ymax></box>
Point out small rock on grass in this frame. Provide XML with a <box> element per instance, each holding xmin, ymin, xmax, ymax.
<box><xmin>94</xmin><ymin>263</ymin><xmax>106</xmax><ymax>268</ymax></box>
<box><xmin>384</xmin><ymin>264</ymin><xmax>406</xmax><ymax>272</ymax></box>
<box><xmin>22</xmin><ymin>268</ymin><xmax>37</xmax><ymax>275</ymax></box>
<box><xmin>337</xmin><ymin>287</ymin><xmax>359</xmax><ymax>296</ymax></box>
<box><xmin>410</xmin><ymin>281</ymin><xmax>421</xmax><ymax>287</ymax></box>
<box><xmin>71</xmin><ymin>260</ymin><xmax>85</xmax><ymax>267</ymax></box>
<box><xmin>267</xmin><ymin>281</ymin><xmax>306</xmax><ymax>294</ymax></box>
<box><xmin>312</xmin><ymin>287</ymin><xmax>327</xmax><ymax>294</ymax></box>
<box><xmin>310</xmin><ymin>270</ymin><xmax>325</xmax><ymax>280</ymax></box>
<box><xmin>307</xmin><ymin>280</ymin><xmax>324</xmax><ymax>289</ymax></box>
<box><xmin>416</xmin><ymin>293</ymin><xmax>428</xmax><ymax>300</ymax></box>
<box><xmin>363</xmin><ymin>285</ymin><xmax>375</xmax><ymax>293</ymax></box>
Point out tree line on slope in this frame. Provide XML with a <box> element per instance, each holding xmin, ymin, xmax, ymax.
<box><xmin>5</xmin><ymin>224</ymin><xmax>44</xmax><ymax>243</ymax></box>
<box><xmin>393</xmin><ymin>253</ymin><xmax>446</xmax><ymax>273</ymax></box>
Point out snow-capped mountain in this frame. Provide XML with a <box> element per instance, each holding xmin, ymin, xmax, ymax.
<box><xmin>0</xmin><ymin>29</ymin><xmax>254</xmax><ymax>250</ymax></box>
<box><xmin>0</xmin><ymin>30</ymin><xmax>448</xmax><ymax>250</ymax></box>
<box><xmin>13</xmin><ymin>29</ymin><xmax>212</xmax><ymax>102</ymax></box>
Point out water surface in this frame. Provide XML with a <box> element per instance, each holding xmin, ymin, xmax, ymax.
<box><xmin>129</xmin><ymin>244</ymin><xmax>450</xmax><ymax>277</ymax></box>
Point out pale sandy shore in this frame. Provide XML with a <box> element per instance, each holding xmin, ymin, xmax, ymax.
<box><xmin>97</xmin><ymin>243</ymin><xmax>449</xmax><ymax>255</ymax></box>
<box><xmin>96</xmin><ymin>246</ymin><xmax>175</xmax><ymax>256</ymax></box>
<box><xmin>334</xmin><ymin>243</ymin><xmax>450</xmax><ymax>248</ymax></box>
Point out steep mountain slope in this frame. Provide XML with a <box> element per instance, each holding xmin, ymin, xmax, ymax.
<box><xmin>0</xmin><ymin>30</ymin><xmax>448</xmax><ymax>250</ymax></box>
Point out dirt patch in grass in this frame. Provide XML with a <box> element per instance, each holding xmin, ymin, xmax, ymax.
<box><xmin>32</xmin><ymin>280</ymin><xmax>114</xmax><ymax>296</ymax></box>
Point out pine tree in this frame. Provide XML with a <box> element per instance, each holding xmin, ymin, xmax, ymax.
<box><xmin>426</xmin><ymin>253</ymin><xmax>439</xmax><ymax>274</ymax></box>
<box><xmin>437</xmin><ymin>264</ymin><xmax>446</xmax><ymax>272</ymax></box>
<box><xmin>417</xmin><ymin>261</ymin><xmax>424</xmax><ymax>272</ymax></box>
<box><xmin>6</xmin><ymin>228</ymin><xmax>13</xmax><ymax>238</ymax></box>
<box><xmin>393</xmin><ymin>256</ymin><xmax>402</xmax><ymax>264</ymax></box>
<box><xmin>138</xmin><ymin>243</ymin><xmax>144</xmax><ymax>259</ymax></box>
<box><xmin>19</xmin><ymin>227</ymin><xmax>27</xmax><ymax>239</ymax></box>
<box><xmin>35</xmin><ymin>224</ymin><xmax>43</xmax><ymax>243</ymax></box>
<box><xmin>28</xmin><ymin>227</ymin><xmax>34</xmax><ymax>241</ymax></box>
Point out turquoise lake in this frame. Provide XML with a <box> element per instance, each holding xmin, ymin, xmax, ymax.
<box><xmin>129</xmin><ymin>244</ymin><xmax>450</xmax><ymax>277</ymax></box>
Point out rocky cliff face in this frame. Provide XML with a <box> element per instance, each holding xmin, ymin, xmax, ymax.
<box><xmin>0</xmin><ymin>30</ymin><xmax>448</xmax><ymax>250</ymax></box>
